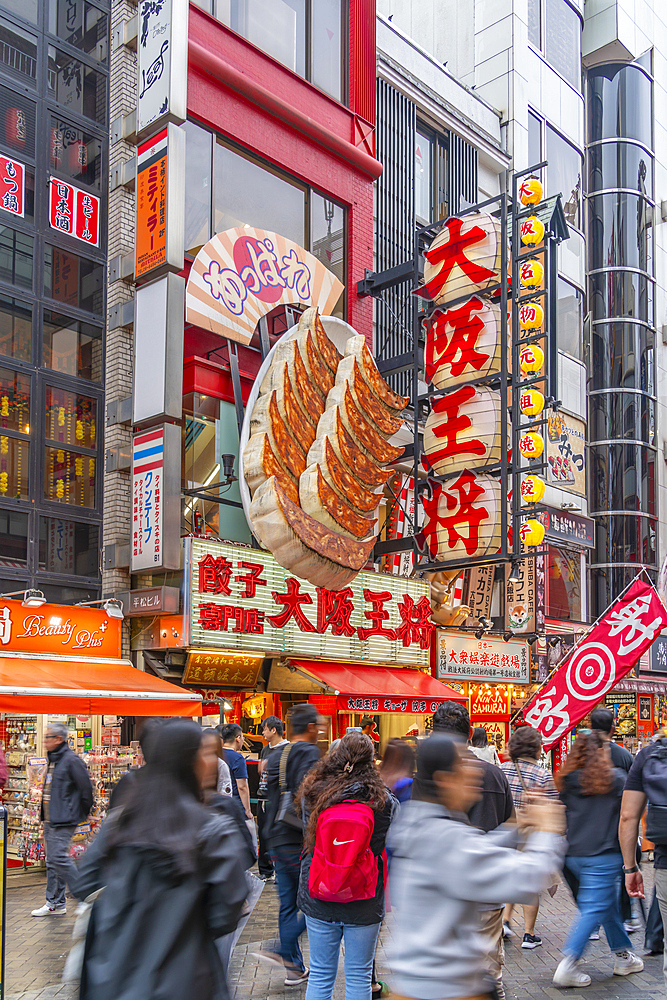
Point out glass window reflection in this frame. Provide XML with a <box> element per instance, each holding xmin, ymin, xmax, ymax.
<box><xmin>0</xmin><ymin>365</ymin><xmax>29</xmax><ymax>433</ymax></box>
<box><xmin>557</xmin><ymin>278</ymin><xmax>583</xmax><ymax>360</ymax></box>
<box><xmin>545</xmin><ymin>0</ymin><xmax>581</xmax><ymax>90</ymax></box>
<box><xmin>0</xmin><ymin>507</ymin><xmax>28</xmax><ymax>565</ymax></box>
<box><xmin>589</xmin><ymin>270</ymin><xmax>652</xmax><ymax>324</ymax></box>
<box><xmin>0</xmin><ymin>294</ymin><xmax>31</xmax><ymax>362</ymax></box>
<box><xmin>590</xmin><ymin>391</ymin><xmax>655</xmax><ymax>447</ymax></box>
<box><xmin>182</xmin><ymin>121</ymin><xmax>212</xmax><ymax>254</ymax></box>
<box><xmin>546</xmin><ymin>124</ymin><xmax>582</xmax><ymax>229</ymax></box>
<box><xmin>588</xmin><ymin>63</ymin><xmax>652</xmax><ymax>146</ymax></box>
<box><xmin>588</xmin><ymin>141</ymin><xmax>652</xmax><ymax>197</ymax></box>
<box><xmin>415</xmin><ymin>129</ymin><xmax>433</xmax><ymax>225</ymax></box>
<box><xmin>591</xmin><ymin>322</ymin><xmax>653</xmax><ymax>392</ymax></box>
<box><xmin>588</xmin><ymin>192</ymin><xmax>652</xmax><ymax>271</ymax></box>
<box><xmin>310</xmin><ymin>191</ymin><xmax>344</xmax><ymax>285</ymax></box>
<box><xmin>38</xmin><ymin>515</ymin><xmax>99</xmax><ymax>576</ymax></box>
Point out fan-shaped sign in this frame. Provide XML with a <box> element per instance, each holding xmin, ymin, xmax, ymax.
<box><xmin>185</xmin><ymin>227</ymin><xmax>345</xmax><ymax>346</ymax></box>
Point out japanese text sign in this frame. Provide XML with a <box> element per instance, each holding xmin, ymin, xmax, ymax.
<box><xmin>524</xmin><ymin>579</ymin><xmax>667</xmax><ymax>750</ymax></box>
<box><xmin>436</xmin><ymin>632</ymin><xmax>530</xmax><ymax>684</ymax></box>
<box><xmin>546</xmin><ymin>412</ymin><xmax>586</xmax><ymax>496</ymax></box>
<box><xmin>186</xmin><ymin>538</ymin><xmax>432</xmax><ymax>667</ymax></box>
<box><xmin>0</xmin><ymin>154</ymin><xmax>24</xmax><ymax>217</ymax></box>
<box><xmin>49</xmin><ymin>178</ymin><xmax>99</xmax><ymax>246</ymax></box>
<box><xmin>651</xmin><ymin>634</ymin><xmax>667</xmax><ymax>673</ymax></box>
<box><xmin>0</xmin><ymin>600</ymin><xmax>120</xmax><ymax>657</ymax></box>
<box><xmin>137</xmin><ymin>0</ymin><xmax>187</xmax><ymax>137</ymax></box>
<box><xmin>337</xmin><ymin>695</ymin><xmax>445</xmax><ymax>715</ymax></box>
<box><xmin>185</xmin><ymin>227</ymin><xmax>344</xmax><ymax>346</ymax></box>
<box><xmin>131</xmin><ymin>423</ymin><xmax>180</xmax><ymax>573</ymax></box>
<box><xmin>421</xmin><ymin>471</ymin><xmax>503</xmax><ymax>562</ymax></box>
<box><xmin>505</xmin><ymin>551</ymin><xmax>536</xmax><ymax>633</ymax></box>
<box><xmin>182</xmin><ymin>651</ymin><xmax>264</xmax><ymax>689</ymax></box>
<box><xmin>135</xmin><ymin>123</ymin><xmax>184</xmax><ymax>280</ymax></box>
<box><xmin>539</xmin><ymin>507</ymin><xmax>595</xmax><ymax>550</ymax></box>
<box><xmin>470</xmin><ymin>683</ymin><xmax>510</xmax><ymax>718</ymax></box>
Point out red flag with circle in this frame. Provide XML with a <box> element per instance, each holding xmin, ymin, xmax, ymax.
<box><xmin>524</xmin><ymin>579</ymin><xmax>667</xmax><ymax>751</ymax></box>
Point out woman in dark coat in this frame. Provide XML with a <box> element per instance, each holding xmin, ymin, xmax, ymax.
<box><xmin>73</xmin><ymin>719</ymin><xmax>249</xmax><ymax>1000</ymax></box>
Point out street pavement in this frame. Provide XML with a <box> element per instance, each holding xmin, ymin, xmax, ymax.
<box><xmin>3</xmin><ymin>867</ymin><xmax>666</xmax><ymax>999</ymax></box>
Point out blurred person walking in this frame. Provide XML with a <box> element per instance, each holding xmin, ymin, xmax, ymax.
<box><xmin>257</xmin><ymin>716</ymin><xmax>288</xmax><ymax>882</ymax></box>
<box><xmin>220</xmin><ymin>723</ymin><xmax>252</xmax><ymax>819</ymax></box>
<box><xmin>500</xmin><ymin>726</ymin><xmax>558</xmax><ymax>948</ymax></box>
<box><xmin>387</xmin><ymin>735</ymin><xmax>566</xmax><ymax>1000</ymax></box>
<box><xmin>552</xmin><ymin>730</ymin><xmax>643</xmax><ymax>987</ymax></box>
<box><xmin>433</xmin><ymin>702</ymin><xmax>514</xmax><ymax>1000</ymax></box>
<box><xmin>470</xmin><ymin>727</ymin><xmax>501</xmax><ymax>767</ymax></box>
<box><xmin>31</xmin><ymin>721</ymin><xmax>93</xmax><ymax>917</ymax></box>
<box><xmin>379</xmin><ymin>739</ymin><xmax>415</xmax><ymax>804</ymax></box>
<box><xmin>73</xmin><ymin>719</ymin><xmax>249</xmax><ymax>1000</ymax></box>
<box><xmin>297</xmin><ymin>732</ymin><xmax>396</xmax><ymax>1000</ymax></box>
<box><xmin>259</xmin><ymin>704</ymin><xmax>322</xmax><ymax>986</ymax></box>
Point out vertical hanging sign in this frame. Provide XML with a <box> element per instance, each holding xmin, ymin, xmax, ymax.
<box><xmin>135</xmin><ymin>123</ymin><xmax>185</xmax><ymax>281</ymax></box>
<box><xmin>131</xmin><ymin>422</ymin><xmax>181</xmax><ymax>573</ymax></box>
<box><xmin>136</xmin><ymin>0</ymin><xmax>188</xmax><ymax>139</ymax></box>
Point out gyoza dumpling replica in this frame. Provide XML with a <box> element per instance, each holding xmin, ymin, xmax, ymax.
<box><xmin>244</xmin><ymin>308</ymin><xmax>408</xmax><ymax>590</ymax></box>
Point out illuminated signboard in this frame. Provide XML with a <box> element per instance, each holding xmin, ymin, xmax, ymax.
<box><xmin>186</xmin><ymin>538</ymin><xmax>432</xmax><ymax>667</ymax></box>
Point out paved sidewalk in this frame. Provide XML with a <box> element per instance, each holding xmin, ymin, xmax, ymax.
<box><xmin>3</xmin><ymin>867</ymin><xmax>666</xmax><ymax>999</ymax></box>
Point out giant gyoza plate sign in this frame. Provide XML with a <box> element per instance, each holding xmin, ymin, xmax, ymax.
<box><xmin>185</xmin><ymin>538</ymin><xmax>432</xmax><ymax>667</ymax></box>
<box><xmin>185</xmin><ymin>228</ymin><xmax>345</xmax><ymax>346</ymax></box>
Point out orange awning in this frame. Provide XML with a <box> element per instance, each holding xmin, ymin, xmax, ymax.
<box><xmin>0</xmin><ymin>653</ymin><xmax>202</xmax><ymax>716</ymax></box>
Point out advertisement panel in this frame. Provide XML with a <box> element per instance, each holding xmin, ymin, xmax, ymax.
<box><xmin>186</xmin><ymin>538</ymin><xmax>432</xmax><ymax>667</ymax></box>
<box><xmin>436</xmin><ymin>632</ymin><xmax>530</xmax><ymax>684</ymax></box>
<box><xmin>546</xmin><ymin>412</ymin><xmax>586</xmax><ymax>496</ymax></box>
<box><xmin>0</xmin><ymin>600</ymin><xmax>121</xmax><ymax>657</ymax></box>
<box><xmin>136</xmin><ymin>0</ymin><xmax>188</xmax><ymax>137</ymax></box>
<box><xmin>131</xmin><ymin>423</ymin><xmax>181</xmax><ymax>573</ymax></box>
<box><xmin>49</xmin><ymin>178</ymin><xmax>100</xmax><ymax>246</ymax></box>
<box><xmin>135</xmin><ymin>123</ymin><xmax>184</xmax><ymax>281</ymax></box>
<box><xmin>0</xmin><ymin>154</ymin><xmax>24</xmax><ymax>218</ymax></box>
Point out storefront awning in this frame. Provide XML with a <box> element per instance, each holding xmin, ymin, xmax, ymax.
<box><xmin>0</xmin><ymin>652</ymin><xmax>202</xmax><ymax>716</ymax></box>
<box><xmin>289</xmin><ymin>660</ymin><xmax>467</xmax><ymax>714</ymax></box>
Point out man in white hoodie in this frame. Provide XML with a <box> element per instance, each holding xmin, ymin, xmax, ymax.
<box><xmin>387</xmin><ymin>735</ymin><xmax>566</xmax><ymax>1000</ymax></box>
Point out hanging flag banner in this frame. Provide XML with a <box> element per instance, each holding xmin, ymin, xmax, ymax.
<box><xmin>185</xmin><ymin>227</ymin><xmax>344</xmax><ymax>345</ymax></box>
<box><xmin>524</xmin><ymin>579</ymin><xmax>667</xmax><ymax>750</ymax></box>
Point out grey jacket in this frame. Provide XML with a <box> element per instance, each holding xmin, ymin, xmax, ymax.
<box><xmin>387</xmin><ymin>800</ymin><xmax>566</xmax><ymax>1000</ymax></box>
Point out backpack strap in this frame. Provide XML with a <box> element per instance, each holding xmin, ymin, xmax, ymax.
<box><xmin>278</xmin><ymin>743</ymin><xmax>292</xmax><ymax>792</ymax></box>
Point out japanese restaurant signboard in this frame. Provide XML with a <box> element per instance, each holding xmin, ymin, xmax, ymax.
<box><xmin>0</xmin><ymin>154</ymin><xmax>24</xmax><ymax>218</ymax></box>
<box><xmin>135</xmin><ymin>124</ymin><xmax>184</xmax><ymax>281</ymax></box>
<box><xmin>48</xmin><ymin>178</ymin><xmax>99</xmax><ymax>246</ymax></box>
<box><xmin>546</xmin><ymin>412</ymin><xmax>586</xmax><ymax>497</ymax></box>
<box><xmin>136</xmin><ymin>0</ymin><xmax>188</xmax><ymax>137</ymax></box>
<box><xmin>186</xmin><ymin>227</ymin><xmax>344</xmax><ymax>345</ymax></box>
<box><xmin>185</xmin><ymin>538</ymin><xmax>433</xmax><ymax>667</ymax></box>
<box><xmin>0</xmin><ymin>600</ymin><xmax>121</xmax><ymax>657</ymax></box>
<box><xmin>131</xmin><ymin>423</ymin><xmax>180</xmax><ymax>573</ymax></box>
<box><xmin>436</xmin><ymin>632</ymin><xmax>530</xmax><ymax>684</ymax></box>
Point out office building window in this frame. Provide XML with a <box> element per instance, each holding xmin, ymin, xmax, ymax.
<box><xmin>0</xmin><ymin>226</ymin><xmax>33</xmax><ymax>291</ymax></box>
<box><xmin>49</xmin><ymin>117</ymin><xmax>104</xmax><ymax>190</ymax></box>
<box><xmin>38</xmin><ymin>514</ymin><xmax>99</xmax><ymax>576</ymax></box>
<box><xmin>529</xmin><ymin>0</ymin><xmax>581</xmax><ymax>90</ymax></box>
<box><xmin>0</xmin><ymin>294</ymin><xmax>31</xmax><ymax>362</ymax></box>
<box><xmin>0</xmin><ymin>506</ymin><xmax>28</xmax><ymax>564</ymax></box>
<box><xmin>44</xmin><ymin>244</ymin><xmax>104</xmax><ymax>316</ymax></box>
<box><xmin>43</xmin><ymin>311</ymin><xmax>103</xmax><ymax>383</ymax></box>
<box><xmin>0</xmin><ymin>365</ymin><xmax>29</xmax><ymax>433</ymax></box>
<box><xmin>216</xmin><ymin>0</ymin><xmax>344</xmax><ymax>102</ymax></box>
<box><xmin>47</xmin><ymin>45</ymin><xmax>107</xmax><ymax>124</ymax></box>
<box><xmin>546</xmin><ymin>124</ymin><xmax>582</xmax><ymax>230</ymax></box>
<box><xmin>48</xmin><ymin>0</ymin><xmax>108</xmax><ymax>63</ymax></box>
<box><xmin>415</xmin><ymin>129</ymin><xmax>432</xmax><ymax>225</ymax></box>
<box><xmin>557</xmin><ymin>278</ymin><xmax>583</xmax><ymax>361</ymax></box>
<box><xmin>0</xmin><ymin>16</ymin><xmax>37</xmax><ymax>85</ymax></box>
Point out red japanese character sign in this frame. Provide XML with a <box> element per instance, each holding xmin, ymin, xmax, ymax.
<box><xmin>417</xmin><ymin>213</ymin><xmax>502</xmax><ymax>304</ymax></box>
<box><xmin>425</xmin><ymin>296</ymin><xmax>506</xmax><ymax>391</ymax></box>
<box><xmin>524</xmin><ymin>579</ymin><xmax>667</xmax><ymax>750</ymax></box>
<box><xmin>423</xmin><ymin>384</ymin><xmax>505</xmax><ymax>476</ymax></box>
<box><xmin>49</xmin><ymin>178</ymin><xmax>100</xmax><ymax>246</ymax></box>
<box><xmin>0</xmin><ymin>155</ymin><xmax>24</xmax><ymax>218</ymax></box>
<box><xmin>421</xmin><ymin>472</ymin><xmax>503</xmax><ymax>561</ymax></box>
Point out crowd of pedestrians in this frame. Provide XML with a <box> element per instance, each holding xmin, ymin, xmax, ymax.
<box><xmin>29</xmin><ymin>703</ymin><xmax>667</xmax><ymax>1000</ymax></box>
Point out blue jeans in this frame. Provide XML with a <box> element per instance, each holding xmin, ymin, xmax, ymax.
<box><xmin>563</xmin><ymin>853</ymin><xmax>632</xmax><ymax>960</ymax></box>
<box><xmin>304</xmin><ymin>916</ymin><xmax>380</xmax><ymax>1000</ymax></box>
<box><xmin>44</xmin><ymin>823</ymin><xmax>77</xmax><ymax>909</ymax></box>
<box><xmin>271</xmin><ymin>845</ymin><xmax>306</xmax><ymax>972</ymax></box>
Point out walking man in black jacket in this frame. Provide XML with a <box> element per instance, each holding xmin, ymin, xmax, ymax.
<box><xmin>32</xmin><ymin>722</ymin><xmax>93</xmax><ymax>916</ymax></box>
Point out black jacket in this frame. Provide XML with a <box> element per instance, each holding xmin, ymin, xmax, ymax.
<box><xmin>42</xmin><ymin>741</ymin><xmax>93</xmax><ymax>827</ymax></box>
<box><xmin>559</xmin><ymin>768</ymin><xmax>626</xmax><ymax>856</ymax></box>
<box><xmin>265</xmin><ymin>741</ymin><xmax>321</xmax><ymax>849</ymax></box>
<box><xmin>298</xmin><ymin>791</ymin><xmax>397</xmax><ymax>925</ymax></box>
<box><xmin>73</xmin><ymin>809</ymin><xmax>249</xmax><ymax>1000</ymax></box>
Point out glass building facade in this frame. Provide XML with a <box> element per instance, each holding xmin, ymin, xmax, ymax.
<box><xmin>587</xmin><ymin>54</ymin><xmax>657</xmax><ymax>614</ymax></box>
<box><xmin>0</xmin><ymin>0</ymin><xmax>108</xmax><ymax>601</ymax></box>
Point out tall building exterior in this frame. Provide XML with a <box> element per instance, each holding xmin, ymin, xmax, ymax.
<box><xmin>0</xmin><ymin>0</ymin><xmax>109</xmax><ymax>605</ymax></box>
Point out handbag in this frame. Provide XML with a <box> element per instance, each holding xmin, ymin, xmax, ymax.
<box><xmin>275</xmin><ymin>744</ymin><xmax>302</xmax><ymax>830</ymax></box>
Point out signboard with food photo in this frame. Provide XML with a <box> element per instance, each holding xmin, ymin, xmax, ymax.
<box><xmin>604</xmin><ymin>691</ymin><xmax>637</xmax><ymax>737</ymax></box>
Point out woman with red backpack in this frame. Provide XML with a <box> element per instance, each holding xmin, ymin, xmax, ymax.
<box><xmin>297</xmin><ymin>731</ymin><xmax>397</xmax><ymax>1000</ymax></box>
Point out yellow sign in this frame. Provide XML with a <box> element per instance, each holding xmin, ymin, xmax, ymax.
<box><xmin>182</xmin><ymin>650</ymin><xmax>264</xmax><ymax>688</ymax></box>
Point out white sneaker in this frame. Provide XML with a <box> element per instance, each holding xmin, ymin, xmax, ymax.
<box><xmin>589</xmin><ymin>931</ymin><xmax>600</xmax><ymax>941</ymax></box>
<box><xmin>624</xmin><ymin>919</ymin><xmax>640</xmax><ymax>933</ymax></box>
<box><xmin>613</xmin><ymin>951</ymin><xmax>644</xmax><ymax>976</ymax></box>
<box><xmin>31</xmin><ymin>903</ymin><xmax>66</xmax><ymax>916</ymax></box>
<box><xmin>553</xmin><ymin>957</ymin><xmax>591</xmax><ymax>988</ymax></box>
<box><xmin>502</xmin><ymin>921</ymin><xmax>515</xmax><ymax>938</ymax></box>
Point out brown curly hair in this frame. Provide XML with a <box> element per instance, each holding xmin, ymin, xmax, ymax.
<box><xmin>298</xmin><ymin>732</ymin><xmax>388</xmax><ymax>851</ymax></box>
<box><xmin>554</xmin><ymin>730</ymin><xmax>614</xmax><ymax>795</ymax></box>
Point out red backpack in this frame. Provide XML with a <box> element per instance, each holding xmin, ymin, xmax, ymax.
<box><xmin>308</xmin><ymin>800</ymin><xmax>377</xmax><ymax>903</ymax></box>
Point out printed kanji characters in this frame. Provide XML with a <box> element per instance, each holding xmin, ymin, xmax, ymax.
<box><xmin>425</xmin><ymin>296</ymin><xmax>491</xmax><ymax>383</ymax></box>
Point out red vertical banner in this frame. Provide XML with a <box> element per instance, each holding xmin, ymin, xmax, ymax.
<box><xmin>49</xmin><ymin>178</ymin><xmax>74</xmax><ymax>235</ymax></box>
<box><xmin>0</xmin><ymin>155</ymin><xmax>24</xmax><ymax>217</ymax></box>
<box><xmin>75</xmin><ymin>189</ymin><xmax>99</xmax><ymax>246</ymax></box>
<box><xmin>525</xmin><ymin>580</ymin><xmax>667</xmax><ymax>750</ymax></box>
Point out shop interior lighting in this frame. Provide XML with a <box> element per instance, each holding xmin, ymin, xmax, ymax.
<box><xmin>508</xmin><ymin>561</ymin><xmax>521</xmax><ymax>583</ymax></box>
<box><xmin>75</xmin><ymin>597</ymin><xmax>125</xmax><ymax>620</ymax></box>
<box><xmin>0</xmin><ymin>589</ymin><xmax>47</xmax><ymax>607</ymax></box>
